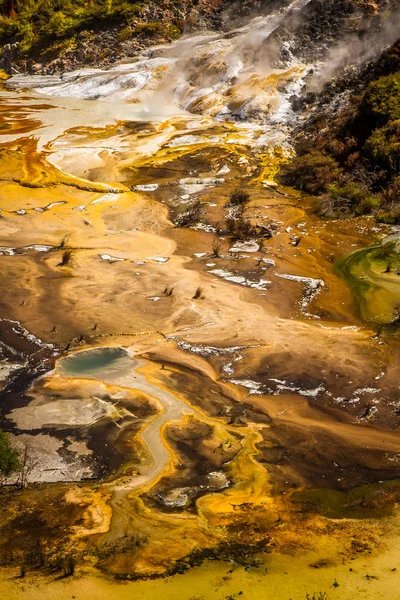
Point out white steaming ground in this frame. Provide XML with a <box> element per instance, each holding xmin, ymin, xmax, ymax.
<box><xmin>7</xmin><ymin>0</ymin><xmax>313</xmax><ymax>124</ymax></box>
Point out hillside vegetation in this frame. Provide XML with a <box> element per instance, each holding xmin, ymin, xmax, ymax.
<box><xmin>0</xmin><ymin>0</ymin><xmax>151</xmax><ymax>53</ymax></box>
<box><xmin>0</xmin><ymin>0</ymin><xmax>224</xmax><ymax>68</ymax></box>
<box><xmin>280</xmin><ymin>39</ymin><xmax>400</xmax><ymax>223</ymax></box>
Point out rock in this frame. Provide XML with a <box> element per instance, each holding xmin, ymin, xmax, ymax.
<box><xmin>262</xmin><ymin>180</ymin><xmax>279</xmax><ymax>189</ymax></box>
<box><xmin>206</xmin><ymin>471</ymin><xmax>230</xmax><ymax>491</ymax></box>
<box><xmin>217</xmin><ymin>164</ymin><xmax>231</xmax><ymax>176</ymax></box>
<box><xmin>229</xmin><ymin>240</ymin><xmax>260</xmax><ymax>253</ymax></box>
<box><xmin>157</xmin><ymin>487</ymin><xmax>193</xmax><ymax>508</ymax></box>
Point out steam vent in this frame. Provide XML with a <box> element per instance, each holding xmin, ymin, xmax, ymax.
<box><xmin>0</xmin><ymin>0</ymin><xmax>399</xmax><ymax>598</ymax></box>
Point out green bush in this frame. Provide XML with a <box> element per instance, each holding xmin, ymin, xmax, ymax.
<box><xmin>0</xmin><ymin>429</ymin><xmax>20</xmax><ymax>480</ymax></box>
<box><xmin>376</xmin><ymin>209</ymin><xmax>400</xmax><ymax>224</ymax></box>
<box><xmin>0</xmin><ymin>15</ymin><xmax>18</xmax><ymax>40</ymax></box>
<box><xmin>376</xmin><ymin>178</ymin><xmax>400</xmax><ymax>223</ymax></box>
<box><xmin>133</xmin><ymin>22</ymin><xmax>162</xmax><ymax>36</ymax></box>
<box><xmin>278</xmin><ymin>41</ymin><xmax>400</xmax><ymax>224</ymax></box>
<box><xmin>364</xmin><ymin>72</ymin><xmax>400</xmax><ymax>124</ymax></box>
<box><xmin>279</xmin><ymin>152</ymin><xmax>343</xmax><ymax>195</ymax></box>
<box><xmin>46</xmin><ymin>11</ymin><xmax>76</xmax><ymax>37</ymax></box>
<box><xmin>357</xmin><ymin>194</ymin><xmax>381</xmax><ymax>215</ymax></box>
<box><xmin>165</xmin><ymin>23</ymin><xmax>181</xmax><ymax>40</ymax></box>
<box><xmin>380</xmin><ymin>176</ymin><xmax>400</xmax><ymax>204</ymax></box>
<box><xmin>365</xmin><ymin>120</ymin><xmax>400</xmax><ymax>175</ymax></box>
<box><xmin>318</xmin><ymin>181</ymin><xmax>379</xmax><ymax>218</ymax></box>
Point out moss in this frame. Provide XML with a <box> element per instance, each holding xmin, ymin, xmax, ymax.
<box><xmin>132</xmin><ymin>22</ymin><xmax>180</xmax><ymax>39</ymax></box>
<box><xmin>133</xmin><ymin>21</ymin><xmax>163</xmax><ymax>36</ymax></box>
<box><xmin>40</xmin><ymin>35</ymin><xmax>77</xmax><ymax>58</ymax></box>
<box><xmin>118</xmin><ymin>26</ymin><xmax>133</xmax><ymax>42</ymax></box>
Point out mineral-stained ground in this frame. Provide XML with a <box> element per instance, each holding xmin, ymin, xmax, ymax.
<box><xmin>0</xmin><ymin>1</ymin><xmax>400</xmax><ymax>598</ymax></box>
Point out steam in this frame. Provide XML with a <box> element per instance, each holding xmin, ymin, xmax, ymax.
<box><xmin>149</xmin><ymin>0</ymin><xmax>313</xmax><ymax>117</ymax></box>
<box><xmin>309</xmin><ymin>8</ymin><xmax>400</xmax><ymax>91</ymax></box>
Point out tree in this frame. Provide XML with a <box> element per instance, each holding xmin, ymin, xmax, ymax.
<box><xmin>0</xmin><ymin>429</ymin><xmax>20</xmax><ymax>483</ymax></box>
<box><xmin>16</xmin><ymin>443</ymin><xmax>38</xmax><ymax>488</ymax></box>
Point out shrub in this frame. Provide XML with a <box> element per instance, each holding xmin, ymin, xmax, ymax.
<box><xmin>279</xmin><ymin>152</ymin><xmax>343</xmax><ymax>195</ymax></box>
<box><xmin>364</xmin><ymin>72</ymin><xmax>400</xmax><ymax>125</ymax></box>
<box><xmin>118</xmin><ymin>26</ymin><xmax>132</xmax><ymax>42</ymax></box>
<box><xmin>356</xmin><ymin>194</ymin><xmax>381</xmax><ymax>215</ymax></box>
<box><xmin>376</xmin><ymin>208</ymin><xmax>400</xmax><ymax>224</ymax></box>
<box><xmin>380</xmin><ymin>176</ymin><xmax>400</xmax><ymax>205</ymax></box>
<box><xmin>226</xmin><ymin>215</ymin><xmax>257</xmax><ymax>239</ymax></box>
<box><xmin>46</xmin><ymin>11</ymin><xmax>76</xmax><ymax>37</ymax></box>
<box><xmin>174</xmin><ymin>201</ymin><xmax>203</xmax><ymax>228</ymax></box>
<box><xmin>212</xmin><ymin>238</ymin><xmax>222</xmax><ymax>258</ymax></box>
<box><xmin>375</xmin><ymin>177</ymin><xmax>400</xmax><ymax>223</ymax></box>
<box><xmin>318</xmin><ymin>181</ymin><xmax>379</xmax><ymax>218</ymax></box>
<box><xmin>164</xmin><ymin>23</ymin><xmax>181</xmax><ymax>40</ymax></box>
<box><xmin>18</xmin><ymin>21</ymin><xmax>37</xmax><ymax>53</ymax></box>
<box><xmin>227</xmin><ymin>188</ymin><xmax>250</xmax><ymax>207</ymax></box>
<box><xmin>62</xmin><ymin>555</ymin><xmax>75</xmax><ymax>577</ymax></box>
<box><xmin>365</xmin><ymin>120</ymin><xmax>400</xmax><ymax>175</ymax></box>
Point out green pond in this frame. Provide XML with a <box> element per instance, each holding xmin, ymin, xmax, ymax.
<box><xmin>59</xmin><ymin>347</ymin><xmax>129</xmax><ymax>375</ymax></box>
<box><xmin>336</xmin><ymin>235</ymin><xmax>400</xmax><ymax>326</ymax></box>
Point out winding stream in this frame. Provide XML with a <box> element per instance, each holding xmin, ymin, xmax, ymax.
<box><xmin>59</xmin><ymin>347</ymin><xmax>196</xmax><ymax>495</ymax></box>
